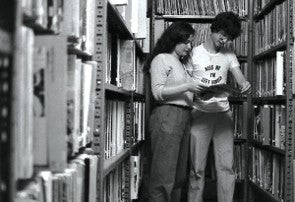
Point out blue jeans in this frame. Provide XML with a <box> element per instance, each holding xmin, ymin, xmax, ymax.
<box><xmin>149</xmin><ymin>105</ymin><xmax>191</xmax><ymax>202</ymax></box>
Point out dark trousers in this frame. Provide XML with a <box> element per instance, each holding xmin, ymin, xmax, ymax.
<box><xmin>148</xmin><ymin>105</ymin><xmax>191</xmax><ymax>202</ymax></box>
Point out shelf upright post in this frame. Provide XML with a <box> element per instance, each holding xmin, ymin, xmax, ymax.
<box><xmin>135</xmin><ymin>1</ymin><xmax>157</xmax><ymax>201</ymax></box>
<box><xmin>284</xmin><ymin>0</ymin><xmax>295</xmax><ymax>201</ymax></box>
<box><xmin>146</xmin><ymin>0</ymin><xmax>156</xmax><ymax>120</ymax></box>
<box><xmin>0</xmin><ymin>45</ymin><xmax>12</xmax><ymax>202</ymax></box>
<box><xmin>0</xmin><ymin>37</ymin><xmax>13</xmax><ymax>202</ymax></box>
<box><xmin>8</xmin><ymin>0</ymin><xmax>22</xmax><ymax>202</ymax></box>
<box><xmin>247</xmin><ymin>0</ymin><xmax>255</xmax><ymax>201</ymax></box>
<box><xmin>125</xmin><ymin>99</ymin><xmax>133</xmax><ymax>150</ymax></box>
<box><xmin>93</xmin><ymin>0</ymin><xmax>108</xmax><ymax>201</ymax></box>
<box><xmin>124</xmin><ymin>97</ymin><xmax>133</xmax><ymax>201</ymax></box>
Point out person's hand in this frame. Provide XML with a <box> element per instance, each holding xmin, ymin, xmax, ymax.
<box><xmin>240</xmin><ymin>81</ymin><xmax>251</xmax><ymax>94</ymax></box>
<box><xmin>187</xmin><ymin>79</ymin><xmax>207</xmax><ymax>94</ymax></box>
<box><xmin>198</xmin><ymin>92</ymin><xmax>215</xmax><ymax>100</ymax></box>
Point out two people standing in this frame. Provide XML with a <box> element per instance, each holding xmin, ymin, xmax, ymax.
<box><xmin>145</xmin><ymin>11</ymin><xmax>251</xmax><ymax>202</ymax></box>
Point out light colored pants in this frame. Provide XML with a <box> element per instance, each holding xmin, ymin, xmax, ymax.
<box><xmin>149</xmin><ymin>105</ymin><xmax>191</xmax><ymax>202</ymax></box>
<box><xmin>188</xmin><ymin>109</ymin><xmax>235</xmax><ymax>202</ymax></box>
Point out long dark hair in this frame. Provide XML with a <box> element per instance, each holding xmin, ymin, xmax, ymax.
<box><xmin>144</xmin><ymin>22</ymin><xmax>195</xmax><ymax>74</ymax></box>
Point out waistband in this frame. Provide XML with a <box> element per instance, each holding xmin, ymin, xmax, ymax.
<box><xmin>155</xmin><ymin>103</ymin><xmax>192</xmax><ymax>110</ymax></box>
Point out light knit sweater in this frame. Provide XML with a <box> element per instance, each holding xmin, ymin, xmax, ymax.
<box><xmin>150</xmin><ymin>53</ymin><xmax>194</xmax><ymax>107</ymax></box>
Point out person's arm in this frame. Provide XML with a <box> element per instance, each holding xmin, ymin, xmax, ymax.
<box><xmin>230</xmin><ymin>67</ymin><xmax>251</xmax><ymax>93</ymax></box>
<box><xmin>160</xmin><ymin>80</ymin><xmax>205</xmax><ymax>100</ymax></box>
<box><xmin>228</xmin><ymin>54</ymin><xmax>251</xmax><ymax>94</ymax></box>
<box><xmin>150</xmin><ymin>55</ymin><xmax>205</xmax><ymax>101</ymax></box>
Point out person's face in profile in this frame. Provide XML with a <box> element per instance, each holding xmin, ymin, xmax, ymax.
<box><xmin>174</xmin><ymin>35</ymin><xmax>194</xmax><ymax>58</ymax></box>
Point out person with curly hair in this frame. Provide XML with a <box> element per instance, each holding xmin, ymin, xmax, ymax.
<box><xmin>188</xmin><ymin>12</ymin><xmax>251</xmax><ymax>202</ymax></box>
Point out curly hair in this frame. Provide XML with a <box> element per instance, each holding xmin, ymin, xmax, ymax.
<box><xmin>210</xmin><ymin>11</ymin><xmax>242</xmax><ymax>40</ymax></box>
<box><xmin>144</xmin><ymin>22</ymin><xmax>195</xmax><ymax>73</ymax></box>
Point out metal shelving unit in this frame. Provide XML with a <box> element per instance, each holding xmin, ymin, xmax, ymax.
<box><xmin>93</xmin><ymin>1</ymin><xmax>146</xmax><ymax>201</ymax></box>
<box><xmin>283</xmin><ymin>0</ymin><xmax>294</xmax><ymax>200</ymax></box>
<box><xmin>0</xmin><ymin>1</ymin><xmax>20</xmax><ymax>201</ymax></box>
<box><xmin>248</xmin><ymin>0</ymin><xmax>294</xmax><ymax>201</ymax></box>
<box><xmin>0</xmin><ymin>1</ymin><xmax>146</xmax><ymax>201</ymax></box>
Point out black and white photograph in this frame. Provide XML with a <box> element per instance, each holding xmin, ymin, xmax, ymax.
<box><xmin>0</xmin><ymin>0</ymin><xmax>293</xmax><ymax>202</ymax></box>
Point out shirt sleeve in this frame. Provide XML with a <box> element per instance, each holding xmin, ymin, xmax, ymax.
<box><xmin>191</xmin><ymin>48</ymin><xmax>201</xmax><ymax>80</ymax></box>
<box><xmin>149</xmin><ymin>55</ymin><xmax>171</xmax><ymax>101</ymax></box>
<box><xmin>229</xmin><ymin>53</ymin><xmax>240</xmax><ymax>70</ymax></box>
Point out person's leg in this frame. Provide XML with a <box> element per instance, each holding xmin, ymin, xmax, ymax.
<box><xmin>172</xmin><ymin>110</ymin><xmax>191</xmax><ymax>202</ymax></box>
<box><xmin>188</xmin><ymin>110</ymin><xmax>213</xmax><ymax>202</ymax></box>
<box><xmin>149</xmin><ymin>105</ymin><xmax>190</xmax><ymax>202</ymax></box>
<box><xmin>213</xmin><ymin>111</ymin><xmax>235</xmax><ymax>202</ymax></box>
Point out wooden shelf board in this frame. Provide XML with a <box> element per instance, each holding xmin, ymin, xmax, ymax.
<box><xmin>254</xmin><ymin>41</ymin><xmax>287</xmax><ymax>60</ymax></box>
<box><xmin>234</xmin><ymin>138</ymin><xmax>247</xmax><ymax>144</ymax></box>
<box><xmin>67</xmin><ymin>36</ymin><xmax>80</xmax><ymax>44</ymax></box>
<box><xmin>250</xmin><ymin>181</ymin><xmax>281</xmax><ymax>202</ymax></box>
<box><xmin>155</xmin><ymin>15</ymin><xmax>247</xmax><ymax>22</ymax></box>
<box><xmin>155</xmin><ymin>15</ymin><xmax>215</xmax><ymax>23</ymax></box>
<box><xmin>102</xmin><ymin>141</ymin><xmax>145</xmax><ymax>177</ymax></box>
<box><xmin>252</xmin><ymin>96</ymin><xmax>286</xmax><ymax>104</ymax></box>
<box><xmin>249</xmin><ymin>139</ymin><xmax>285</xmax><ymax>155</ymax></box>
<box><xmin>237</xmin><ymin>55</ymin><xmax>247</xmax><ymax>63</ymax></box>
<box><xmin>105</xmin><ymin>84</ymin><xmax>134</xmax><ymax>97</ymax></box>
<box><xmin>228</xmin><ymin>96</ymin><xmax>247</xmax><ymax>103</ymax></box>
<box><xmin>104</xmin><ymin>84</ymin><xmax>146</xmax><ymax>100</ymax></box>
<box><xmin>254</xmin><ymin>0</ymin><xmax>285</xmax><ymax>21</ymax></box>
<box><xmin>107</xmin><ymin>2</ymin><xmax>133</xmax><ymax>39</ymax></box>
<box><xmin>131</xmin><ymin>140</ymin><xmax>144</xmax><ymax>152</ymax></box>
<box><xmin>103</xmin><ymin>148</ymin><xmax>130</xmax><ymax>177</ymax></box>
<box><xmin>67</xmin><ymin>46</ymin><xmax>92</xmax><ymax>59</ymax></box>
<box><xmin>23</xmin><ymin>14</ymin><xmax>55</xmax><ymax>34</ymax></box>
<box><xmin>133</xmin><ymin>92</ymin><xmax>145</xmax><ymax>101</ymax></box>
<box><xmin>107</xmin><ymin>3</ymin><xmax>145</xmax><ymax>58</ymax></box>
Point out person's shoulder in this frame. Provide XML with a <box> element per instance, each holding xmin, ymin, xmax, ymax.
<box><xmin>152</xmin><ymin>53</ymin><xmax>166</xmax><ymax>64</ymax></box>
<box><xmin>151</xmin><ymin>53</ymin><xmax>173</xmax><ymax>68</ymax></box>
<box><xmin>192</xmin><ymin>44</ymin><xmax>203</xmax><ymax>53</ymax></box>
<box><xmin>153</xmin><ymin>53</ymin><xmax>171</xmax><ymax>61</ymax></box>
<box><xmin>220</xmin><ymin>47</ymin><xmax>236</xmax><ymax>56</ymax></box>
<box><xmin>192</xmin><ymin>44</ymin><xmax>203</xmax><ymax>50</ymax></box>
<box><xmin>226</xmin><ymin>51</ymin><xmax>238</xmax><ymax>60</ymax></box>
<box><xmin>219</xmin><ymin>49</ymin><xmax>239</xmax><ymax>66</ymax></box>
<box><xmin>220</xmin><ymin>50</ymin><xmax>237</xmax><ymax>60</ymax></box>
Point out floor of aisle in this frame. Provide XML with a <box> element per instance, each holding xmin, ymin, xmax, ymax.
<box><xmin>136</xmin><ymin>179</ymin><xmax>246</xmax><ymax>202</ymax></box>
